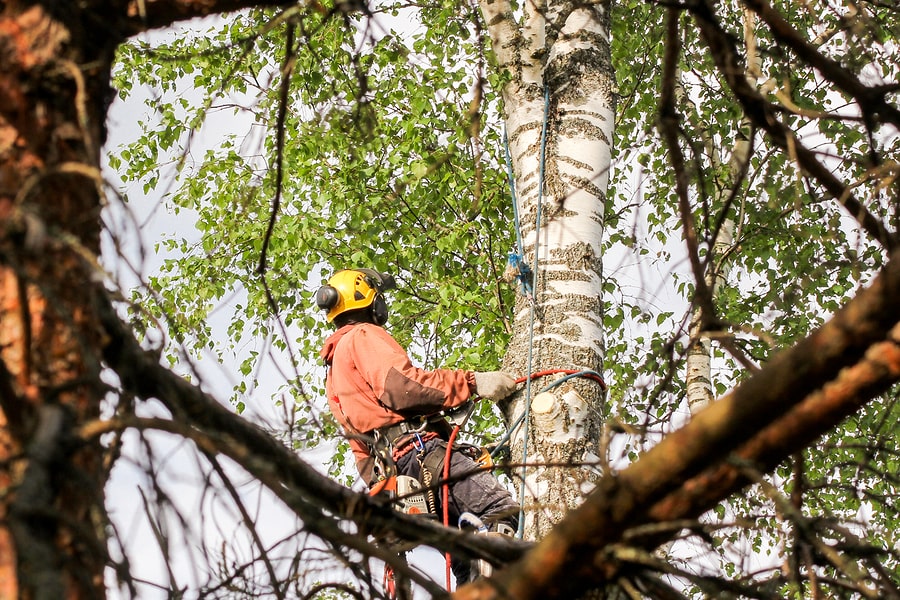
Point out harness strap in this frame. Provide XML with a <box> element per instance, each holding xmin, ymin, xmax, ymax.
<box><xmin>375</xmin><ymin>416</ymin><xmax>452</xmax><ymax>457</ymax></box>
<box><xmin>422</xmin><ymin>440</ymin><xmax>448</xmax><ymax>477</ymax></box>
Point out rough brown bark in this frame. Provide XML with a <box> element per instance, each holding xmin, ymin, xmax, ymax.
<box><xmin>0</xmin><ymin>2</ymin><xmax>118</xmax><ymax>596</ymax></box>
<box><xmin>0</xmin><ymin>1</ymin><xmax>292</xmax><ymax>597</ymax></box>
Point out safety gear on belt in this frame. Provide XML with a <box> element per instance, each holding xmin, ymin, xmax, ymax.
<box><xmin>315</xmin><ymin>268</ymin><xmax>396</xmax><ymax>323</ymax></box>
<box><xmin>377</xmin><ymin>416</ymin><xmax>430</xmax><ymax>445</ymax></box>
<box><xmin>376</xmin><ymin>416</ymin><xmax>452</xmax><ymax>451</ymax></box>
<box><xmin>473</xmin><ymin>371</ymin><xmax>517</xmax><ymax>400</ymax></box>
<box><xmin>370</xmin><ymin>474</ymin><xmax>431</xmax><ymax>516</ymax></box>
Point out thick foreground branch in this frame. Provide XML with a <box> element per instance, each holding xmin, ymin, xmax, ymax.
<box><xmin>122</xmin><ymin>0</ymin><xmax>298</xmax><ymax>33</ymax></box>
<box><xmin>649</xmin><ymin>325</ymin><xmax>900</xmax><ymax>523</ymax></box>
<box><xmin>94</xmin><ymin>286</ymin><xmax>528</xmax><ymax>586</ymax></box>
<box><xmin>457</xmin><ymin>249</ymin><xmax>900</xmax><ymax>599</ymax></box>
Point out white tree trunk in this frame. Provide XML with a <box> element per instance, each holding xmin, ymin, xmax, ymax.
<box><xmin>686</xmin><ymin>9</ymin><xmax>758</xmax><ymax>415</ymax></box>
<box><xmin>482</xmin><ymin>0</ymin><xmax>614</xmax><ymax>540</ymax></box>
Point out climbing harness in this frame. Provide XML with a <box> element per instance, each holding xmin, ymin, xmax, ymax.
<box><xmin>368</xmin><ymin>401</ymin><xmax>477</xmax><ymax>597</ymax></box>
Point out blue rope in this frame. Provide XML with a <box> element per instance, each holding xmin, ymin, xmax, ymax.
<box><xmin>516</xmin><ymin>85</ymin><xmax>550</xmax><ymax>538</ymax></box>
<box><xmin>503</xmin><ymin>130</ymin><xmax>534</xmax><ymax>296</ymax></box>
<box><xmin>504</xmin><ymin>129</ymin><xmax>525</xmax><ymax>259</ymax></box>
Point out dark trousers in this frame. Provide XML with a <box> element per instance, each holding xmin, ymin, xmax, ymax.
<box><xmin>395</xmin><ymin>438</ymin><xmax>518</xmax><ymax>584</ymax></box>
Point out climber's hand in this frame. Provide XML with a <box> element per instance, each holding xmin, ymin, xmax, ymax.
<box><xmin>474</xmin><ymin>371</ymin><xmax>517</xmax><ymax>401</ymax></box>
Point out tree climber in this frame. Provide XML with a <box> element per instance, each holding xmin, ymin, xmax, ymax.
<box><xmin>316</xmin><ymin>268</ymin><xmax>520</xmax><ymax>584</ymax></box>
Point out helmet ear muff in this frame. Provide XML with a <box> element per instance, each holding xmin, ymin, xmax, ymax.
<box><xmin>371</xmin><ymin>294</ymin><xmax>388</xmax><ymax>325</ymax></box>
<box><xmin>315</xmin><ymin>285</ymin><xmax>339</xmax><ymax>311</ymax></box>
<box><xmin>360</xmin><ymin>272</ymin><xmax>389</xmax><ymax>326</ymax></box>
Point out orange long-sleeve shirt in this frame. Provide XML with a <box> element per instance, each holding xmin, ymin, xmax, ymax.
<box><xmin>319</xmin><ymin>323</ymin><xmax>476</xmax><ymax>479</ymax></box>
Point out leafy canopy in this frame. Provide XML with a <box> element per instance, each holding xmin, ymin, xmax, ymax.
<box><xmin>108</xmin><ymin>0</ymin><xmax>899</xmax><ymax>592</ymax></box>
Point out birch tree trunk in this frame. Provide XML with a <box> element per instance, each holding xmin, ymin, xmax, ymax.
<box><xmin>685</xmin><ymin>9</ymin><xmax>757</xmax><ymax>414</ymax></box>
<box><xmin>481</xmin><ymin>0</ymin><xmax>614</xmax><ymax>540</ymax></box>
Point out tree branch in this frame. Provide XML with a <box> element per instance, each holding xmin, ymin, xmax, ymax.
<box><xmin>648</xmin><ymin>322</ymin><xmax>900</xmax><ymax>524</ymax></box>
<box><xmin>122</xmin><ymin>0</ymin><xmax>302</xmax><ymax>33</ymax></box>
<box><xmin>741</xmin><ymin>0</ymin><xmax>900</xmax><ymax>130</ymax></box>
<box><xmin>479</xmin><ymin>0</ymin><xmax>521</xmax><ymax>80</ymax></box>
<box><xmin>658</xmin><ymin>8</ymin><xmax>715</xmax><ymax>326</ymax></box>
<box><xmin>257</xmin><ymin>20</ymin><xmax>296</xmax><ymax>276</ymax></box>
<box><xmin>455</xmin><ymin>247</ymin><xmax>900</xmax><ymax>599</ymax></box>
<box><xmin>688</xmin><ymin>0</ymin><xmax>898</xmax><ymax>252</ymax></box>
<box><xmin>92</xmin><ymin>289</ymin><xmax>530</xmax><ymax>579</ymax></box>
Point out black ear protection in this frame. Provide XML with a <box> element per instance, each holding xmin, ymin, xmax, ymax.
<box><xmin>357</xmin><ymin>269</ymin><xmax>393</xmax><ymax>326</ymax></box>
<box><xmin>371</xmin><ymin>293</ymin><xmax>388</xmax><ymax>326</ymax></box>
<box><xmin>358</xmin><ymin>271</ymin><xmax>390</xmax><ymax>325</ymax></box>
<box><xmin>315</xmin><ymin>285</ymin><xmax>339</xmax><ymax>312</ymax></box>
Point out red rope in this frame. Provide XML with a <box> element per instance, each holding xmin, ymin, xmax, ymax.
<box><xmin>383</xmin><ymin>563</ymin><xmax>396</xmax><ymax>599</ymax></box>
<box><xmin>443</xmin><ymin>424</ymin><xmax>460</xmax><ymax>589</ymax></box>
<box><xmin>514</xmin><ymin>368</ymin><xmax>607</xmax><ymax>390</ymax></box>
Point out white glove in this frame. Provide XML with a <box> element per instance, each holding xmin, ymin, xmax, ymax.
<box><xmin>474</xmin><ymin>371</ymin><xmax>517</xmax><ymax>401</ymax></box>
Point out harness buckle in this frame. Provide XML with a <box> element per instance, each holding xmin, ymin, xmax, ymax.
<box><xmin>409</xmin><ymin>416</ymin><xmax>429</xmax><ymax>433</ymax></box>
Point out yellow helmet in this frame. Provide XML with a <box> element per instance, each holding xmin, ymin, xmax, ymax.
<box><xmin>315</xmin><ymin>269</ymin><xmax>396</xmax><ymax>324</ymax></box>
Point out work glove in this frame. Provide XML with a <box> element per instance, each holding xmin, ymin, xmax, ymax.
<box><xmin>474</xmin><ymin>371</ymin><xmax>517</xmax><ymax>401</ymax></box>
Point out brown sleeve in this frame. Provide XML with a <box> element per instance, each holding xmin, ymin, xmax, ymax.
<box><xmin>380</xmin><ymin>368</ymin><xmax>478</xmax><ymax>415</ymax></box>
<box><xmin>349</xmin><ymin>437</ymin><xmax>376</xmax><ymax>485</ymax></box>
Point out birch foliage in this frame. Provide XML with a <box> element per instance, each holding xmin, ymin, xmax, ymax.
<box><xmin>107</xmin><ymin>0</ymin><xmax>900</xmax><ymax>595</ymax></box>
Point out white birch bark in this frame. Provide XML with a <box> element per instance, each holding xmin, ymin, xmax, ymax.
<box><xmin>481</xmin><ymin>0</ymin><xmax>614</xmax><ymax>540</ymax></box>
<box><xmin>686</xmin><ymin>9</ymin><xmax>758</xmax><ymax>414</ymax></box>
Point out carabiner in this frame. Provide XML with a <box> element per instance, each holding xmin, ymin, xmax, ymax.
<box><xmin>413</xmin><ymin>432</ymin><xmax>426</xmax><ymax>452</ymax></box>
<box><xmin>411</xmin><ymin>416</ymin><xmax>429</xmax><ymax>433</ymax></box>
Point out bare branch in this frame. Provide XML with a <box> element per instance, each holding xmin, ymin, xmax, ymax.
<box><xmin>741</xmin><ymin>0</ymin><xmax>900</xmax><ymax>130</ymax></box>
<box><xmin>123</xmin><ymin>0</ymin><xmax>304</xmax><ymax>33</ymax></box>
<box><xmin>93</xmin><ymin>290</ymin><xmax>529</xmax><ymax>580</ymax></box>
